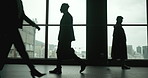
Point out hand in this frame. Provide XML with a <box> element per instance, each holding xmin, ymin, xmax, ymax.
<box><xmin>36</xmin><ymin>26</ymin><xmax>40</xmax><ymax>31</ymax></box>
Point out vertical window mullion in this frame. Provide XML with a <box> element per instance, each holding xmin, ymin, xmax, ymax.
<box><xmin>45</xmin><ymin>0</ymin><xmax>49</xmax><ymax>59</ymax></box>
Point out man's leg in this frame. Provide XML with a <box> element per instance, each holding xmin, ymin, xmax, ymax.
<box><xmin>49</xmin><ymin>41</ymin><xmax>62</xmax><ymax>74</ymax></box>
<box><xmin>13</xmin><ymin>30</ymin><xmax>45</xmax><ymax>77</ymax></box>
<box><xmin>70</xmin><ymin>48</ymin><xmax>86</xmax><ymax>73</ymax></box>
<box><xmin>13</xmin><ymin>30</ymin><xmax>35</xmax><ymax>70</ymax></box>
<box><xmin>65</xmin><ymin>41</ymin><xmax>86</xmax><ymax>73</ymax></box>
<box><xmin>0</xmin><ymin>34</ymin><xmax>12</xmax><ymax>70</ymax></box>
<box><xmin>0</xmin><ymin>47</ymin><xmax>11</xmax><ymax>70</ymax></box>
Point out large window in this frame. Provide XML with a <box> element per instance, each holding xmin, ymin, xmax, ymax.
<box><xmin>8</xmin><ymin>0</ymin><xmax>86</xmax><ymax>59</ymax></box>
<box><xmin>107</xmin><ymin>0</ymin><xmax>147</xmax><ymax>59</ymax></box>
<box><xmin>7</xmin><ymin>0</ymin><xmax>147</xmax><ymax>60</ymax></box>
<box><xmin>48</xmin><ymin>0</ymin><xmax>86</xmax><ymax>59</ymax></box>
<box><xmin>48</xmin><ymin>26</ymin><xmax>86</xmax><ymax>59</ymax></box>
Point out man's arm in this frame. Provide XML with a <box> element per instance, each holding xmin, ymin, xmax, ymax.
<box><xmin>23</xmin><ymin>14</ymin><xmax>40</xmax><ymax>30</ymax></box>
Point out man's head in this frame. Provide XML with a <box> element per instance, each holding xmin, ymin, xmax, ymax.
<box><xmin>60</xmin><ymin>3</ymin><xmax>69</xmax><ymax>13</ymax></box>
<box><xmin>116</xmin><ymin>16</ymin><xmax>123</xmax><ymax>24</ymax></box>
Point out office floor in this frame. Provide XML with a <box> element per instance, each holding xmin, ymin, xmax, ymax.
<box><xmin>0</xmin><ymin>64</ymin><xmax>148</xmax><ymax>78</ymax></box>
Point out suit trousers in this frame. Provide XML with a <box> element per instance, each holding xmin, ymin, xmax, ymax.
<box><xmin>56</xmin><ymin>41</ymin><xmax>82</xmax><ymax>68</ymax></box>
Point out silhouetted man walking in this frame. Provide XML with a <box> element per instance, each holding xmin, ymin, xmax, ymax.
<box><xmin>0</xmin><ymin>0</ymin><xmax>45</xmax><ymax>78</ymax></box>
<box><xmin>49</xmin><ymin>3</ymin><xmax>86</xmax><ymax>74</ymax></box>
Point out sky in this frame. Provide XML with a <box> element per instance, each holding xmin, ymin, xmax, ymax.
<box><xmin>22</xmin><ymin>0</ymin><xmax>147</xmax><ymax>51</ymax></box>
<box><xmin>107</xmin><ymin>0</ymin><xmax>147</xmax><ymax>24</ymax></box>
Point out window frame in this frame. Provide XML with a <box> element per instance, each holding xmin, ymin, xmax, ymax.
<box><xmin>6</xmin><ymin>0</ymin><xmax>148</xmax><ymax>66</ymax></box>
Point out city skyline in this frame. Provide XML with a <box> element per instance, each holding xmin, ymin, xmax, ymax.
<box><xmin>9</xmin><ymin>38</ymin><xmax>147</xmax><ymax>59</ymax></box>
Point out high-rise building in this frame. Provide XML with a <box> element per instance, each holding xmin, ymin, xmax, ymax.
<box><xmin>137</xmin><ymin>46</ymin><xmax>142</xmax><ymax>54</ymax></box>
<box><xmin>127</xmin><ymin>45</ymin><xmax>135</xmax><ymax>56</ymax></box>
<box><xmin>143</xmin><ymin>46</ymin><xmax>148</xmax><ymax>59</ymax></box>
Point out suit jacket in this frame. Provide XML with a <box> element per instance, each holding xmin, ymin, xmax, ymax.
<box><xmin>58</xmin><ymin>12</ymin><xmax>75</xmax><ymax>42</ymax></box>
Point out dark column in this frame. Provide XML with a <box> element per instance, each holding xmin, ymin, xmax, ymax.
<box><xmin>45</xmin><ymin>0</ymin><xmax>49</xmax><ymax>59</ymax></box>
<box><xmin>86</xmin><ymin>0</ymin><xmax>107</xmax><ymax>65</ymax></box>
<box><xmin>147</xmin><ymin>0</ymin><xmax>148</xmax><ymax>49</ymax></box>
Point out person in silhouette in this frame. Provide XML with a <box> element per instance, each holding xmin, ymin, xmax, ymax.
<box><xmin>49</xmin><ymin>3</ymin><xmax>86</xmax><ymax>74</ymax></box>
<box><xmin>111</xmin><ymin>16</ymin><xmax>130</xmax><ymax>69</ymax></box>
<box><xmin>0</xmin><ymin>0</ymin><xmax>45</xmax><ymax>78</ymax></box>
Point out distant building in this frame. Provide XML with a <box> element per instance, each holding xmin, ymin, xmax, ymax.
<box><xmin>143</xmin><ymin>46</ymin><xmax>148</xmax><ymax>59</ymax></box>
<box><xmin>34</xmin><ymin>40</ymin><xmax>45</xmax><ymax>58</ymax></box>
<box><xmin>48</xmin><ymin>44</ymin><xmax>57</xmax><ymax>58</ymax></box>
<box><xmin>127</xmin><ymin>45</ymin><xmax>135</xmax><ymax>56</ymax></box>
<box><xmin>137</xmin><ymin>46</ymin><xmax>142</xmax><ymax>54</ymax></box>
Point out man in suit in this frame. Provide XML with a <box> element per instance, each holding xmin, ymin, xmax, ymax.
<box><xmin>0</xmin><ymin>0</ymin><xmax>45</xmax><ymax>77</ymax></box>
<box><xmin>49</xmin><ymin>3</ymin><xmax>86</xmax><ymax>74</ymax></box>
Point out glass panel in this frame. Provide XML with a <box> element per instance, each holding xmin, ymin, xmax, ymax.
<box><xmin>48</xmin><ymin>26</ymin><xmax>59</xmax><ymax>58</ymax></box>
<box><xmin>22</xmin><ymin>0</ymin><xmax>46</xmax><ymax>24</ymax></box>
<box><xmin>108</xmin><ymin>26</ymin><xmax>147</xmax><ymax>59</ymax></box>
<box><xmin>72</xmin><ymin>26</ymin><xmax>86</xmax><ymax>59</ymax></box>
<box><xmin>8</xmin><ymin>25</ymin><xmax>45</xmax><ymax>58</ymax></box>
<box><xmin>34</xmin><ymin>26</ymin><xmax>45</xmax><ymax>58</ymax></box>
<box><xmin>49</xmin><ymin>0</ymin><xmax>86</xmax><ymax>24</ymax></box>
<box><xmin>107</xmin><ymin>0</ymin><xmax>147</xmax><ymax>24</ymax></box>
<box><xmin>48</xmin><ymin>26</ymin><xmax>86</xmax><ymax>59</ymax></box>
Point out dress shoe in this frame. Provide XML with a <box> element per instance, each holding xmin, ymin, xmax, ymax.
<box><xmin>30</xmin><ymin>69</ymin><xmax>46</xmax><ymax>78</ymax></box>
<box><xmin>49</xmin><ymin>68</ymin><xmax>62</xmax><ymax>74</ymax></box>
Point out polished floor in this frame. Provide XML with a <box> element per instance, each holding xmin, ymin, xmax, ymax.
<box><xmin>0</xmin><ymin>64</ymin><xmax>148</xmax><ymax>78</ymax></box>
